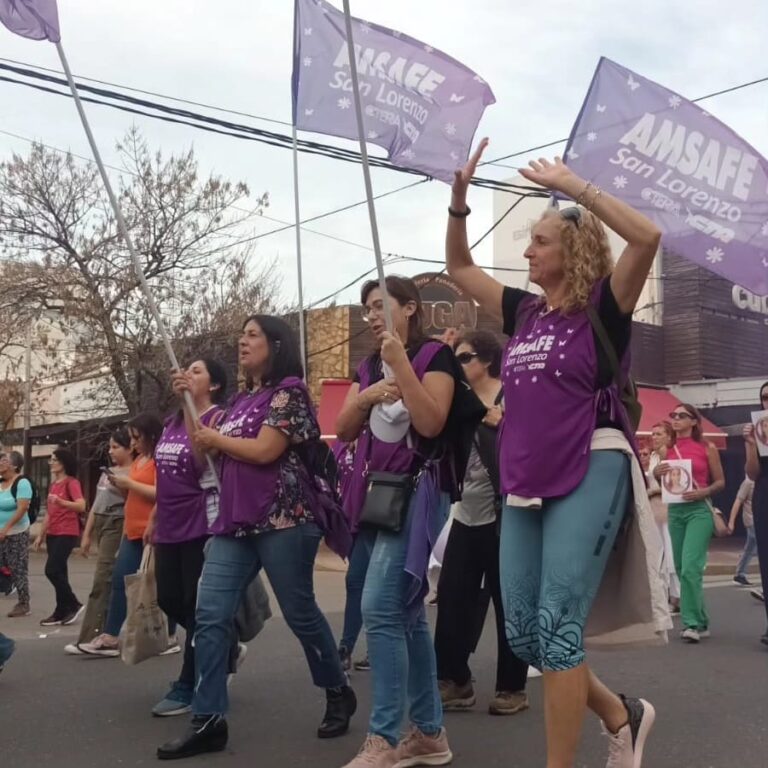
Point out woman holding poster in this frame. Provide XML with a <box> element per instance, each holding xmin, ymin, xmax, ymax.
<box><xmin>744</xmin><ymin>381</ymin><xmax>768</xmax><ymax>647</ymax></box>
<box><xmin>447</xmin><ymin>142</ymin><xmax>669</xmax><ymax>768</ymax></box>
<box><xmin>655</xmin><ymin>405</ymin><xmax>725</xmax><ymax>644</ymax></box>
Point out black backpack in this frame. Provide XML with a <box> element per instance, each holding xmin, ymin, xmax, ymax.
<box><xmin>585</xmin><ymin>304</ymin><xmax>643</xmax><ymax>432</ymax></box>
<box><xmin>10</xmin><ymin>475</ymin><xmax>40</xmax><ymax>524</ymax></box>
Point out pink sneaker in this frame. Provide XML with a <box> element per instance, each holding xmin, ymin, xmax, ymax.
<box><xmin>395</xmin><ymin>726</ymin><xmax>452</xmax><ymax>767</ymax></box>
<box><xmin>341</xmin><ymin>734</ymin><xmax>398</xmax><ymax>768</ymax></box>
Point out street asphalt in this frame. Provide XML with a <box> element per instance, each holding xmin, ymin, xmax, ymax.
<box><xmin>0</xmin><ymin>552</ymin><xmax>766</xmax><ymax>768</ymax></box>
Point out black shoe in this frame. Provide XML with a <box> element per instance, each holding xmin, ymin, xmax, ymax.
<box><xmin>760</xmin><ymin>632</ymin><xmax>768</xmax><ymax>647</ymax></box>
<box><xmin>317</xmin><ymin>685</ymin><xmax>356</xmax><ymax>739</ymax></box>
<box><xmin>338</xmin><ymin>645</ymin><xmax>351</xmax><ymax>673</ymax></box>
<box><xmin>40</xmin><ymin>613</ymin><xmax>63</xmax><ymax>627</ymax></box>
<box><xmin>733</xmin><ymin>574</ymin><xmax>751</xmax><ymax>586</ymax></box>
<box><xmin>353</xmin><ymin>655</ymin><xmax>371</xmax><ymax>671</ymax></box>
<box><xmin>157</xmin><ymin>715</ymin><xmax>228</xmax><ymax>760</ymax></box>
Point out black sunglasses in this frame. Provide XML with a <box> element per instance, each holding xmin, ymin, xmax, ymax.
<box><xmin>560</xmin><ymin>207</ymin><xmax>581</xmax><ymax>227</ymax></box>
<box><xmin>456</xmin><ymin>351</ymin><xmax>479</xmax><ymax>365</ymax></box>
<box><xmin>669</xmin><ymin>411</ymin><xmax>695</xmax><ymax>420</ymax></box>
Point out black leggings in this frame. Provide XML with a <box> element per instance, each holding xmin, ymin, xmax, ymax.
<box><xmin>753</xmin><ymin>481</ymin><xmax>768</xmax><ymax>629</ymax></box>
<box><xmin>434</xmin><ymin>519</ymin><xmax>528</xmax><ymax>693</ymax></box>
<box><xmin>45</xmin><ymin>535</ymin><xmax>80</xmax><ymax>617</ymax></box>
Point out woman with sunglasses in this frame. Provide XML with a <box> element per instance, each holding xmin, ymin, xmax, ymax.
<box><xmin>647</xmin><ymin>421</ymin><xmax>680</xmax><ymax>614</ymax></box>
<box><xmin>743</xmin><ymin>381</ymin><xmax>768</xmax><ymax>646</ymax></box>
<box><xmin>654</xmin><ymin>405</ymin><xmax>725</xmax><ymax>643</ymax></box>
<box><xmin>434</xmin><ymin>330</ymin><xmax>529</xmax><ymax>717</ymax></box>
<box><xmin>447</xmin><ymin>142</ymin><xmax>669</xmax><ymax>768</ymax></box>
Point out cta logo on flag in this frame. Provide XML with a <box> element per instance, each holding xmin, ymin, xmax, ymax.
<box><xmin>292</xmin><ymin>0</ymin><xmax>495</xmax><ymax>183</ymax></box>
<box><xmin>564</xmin><ymin>57</ymin><xmax>768</xmax><ymax>295</ymax></box>
<box><xmin>0</xmin><ymin>0</ymin><xmax>60</xmax><ymax>42</ymax></box>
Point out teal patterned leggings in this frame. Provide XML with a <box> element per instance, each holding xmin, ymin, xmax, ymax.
<box><xmin>499</xmin><ymin>450</ymin><xmax>630</xmax><ymax>671</ymax></box>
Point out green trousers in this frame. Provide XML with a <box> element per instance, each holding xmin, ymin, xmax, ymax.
<box><xmin>668</xmin><ymin>501</ymin><xmax>714</xmax><ymax>630</ymax></box>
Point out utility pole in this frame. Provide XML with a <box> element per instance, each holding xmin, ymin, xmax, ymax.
<box><xmin>23</xmin><ymin>321</ymin><xmax>32</xmax><ymax>472</ymax></box>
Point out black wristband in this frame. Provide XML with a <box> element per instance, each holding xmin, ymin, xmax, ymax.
<box><xmin>448</xmin><ymin>205</ymin><xmax>471</xmax><ymax>218</ymax></box>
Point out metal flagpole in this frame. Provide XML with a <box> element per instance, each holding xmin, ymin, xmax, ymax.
<box><xmin>292</xmin><ymin>127</ymin><xmax>308</xmax><ymax>371</ymax></box>
<box><xmin>54</xmin><ymin>42</ymin><xmax>218</xmax><ymax>484</ymax></box>
<box><xmin>341</xmin><ymin>0</ymin><xmax>394</xmax><ymax>333</ymax></box>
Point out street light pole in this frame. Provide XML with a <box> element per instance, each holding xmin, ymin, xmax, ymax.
<box><xmin>23</xmin><ymin>321</ymin><xmax>32</xmax><ymax>471</ymax></box>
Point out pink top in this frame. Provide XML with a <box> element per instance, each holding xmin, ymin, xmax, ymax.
<box><xmin>674</xmin><ymin>437</ymin><xmax>710</xmax><ymax>489</ymax></box>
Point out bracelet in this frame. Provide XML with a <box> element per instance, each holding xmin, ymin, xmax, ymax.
<box><xmin>448</xmin><ymin>205</ymin><xmax>471</xmax><ymax>218</ymax></box>
<box><xmin>575</xmin><ymin>182</ymin><xmax>593</xmax><ymax>207</ymax></box>
<box><xmin>586</xmin><ymin>186</ymin><xmax>603</xmax><ymax>210</ymax></box>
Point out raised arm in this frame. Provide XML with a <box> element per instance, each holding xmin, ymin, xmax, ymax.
<box><xmin>446</xmin><ymin>138</ymin><xmax>505</xmax><ymax>320</ymax></box>
<box><xmin>519</xmin><ymin>158</ymin><xmax>662</xmax><ymax>314</ymax></box>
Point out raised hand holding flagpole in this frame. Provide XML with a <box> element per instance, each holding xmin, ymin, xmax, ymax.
<box><xmin>340</xmin><ymin>0</ymin><xmax>394</xmax><ymax>333</ymax></box>
<box><xmin>0</xmin><ymin>1</ymin><xmax>218</xmax><ymax>483</ymax></box>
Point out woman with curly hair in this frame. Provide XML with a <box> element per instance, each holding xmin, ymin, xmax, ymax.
<box><xmin>447</xmin><ymin>141</ymin><xmax>669</xmax><ymax>768</ymax></box>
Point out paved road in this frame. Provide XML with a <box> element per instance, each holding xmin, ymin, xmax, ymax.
<box><xmin>0</xmin><ymin>554</ymin><xmax>766</xmax><ymax>768</ymax></box>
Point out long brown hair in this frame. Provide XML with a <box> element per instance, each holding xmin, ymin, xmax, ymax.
<box><xmin>360</xmin><ymin>275</ymin><xmax>427</xmax><ymax>347</ymax></box>
<box><xmin>652</xmin><ymin>420</ymin><xmax>675</xmax><ymax>448</ymax></box>
<box><xmin>679</xmin><ymin>403</ymin><xmax>703</xmax><ymax>442</ymax></box>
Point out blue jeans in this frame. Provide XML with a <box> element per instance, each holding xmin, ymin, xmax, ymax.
<box><xmin>0</xmin><ymin>632</ymin><xmax>14</xmax><ymax>667</ymax></box>
<box><xmin>499</xmin><ymin>450</ymin><xmax>630</xmax><ymax>672</ymax></box>
<box><xmin>361</xmin><ymin>492</ymin><xmax>449</xmax><ymax>746</ymax></box>
<box><xmin>341</xmin><ymin>529</ymin><xmax>375</xmax><ymax>653</ymax></box>
<box><xmin>735</xmin><ymin>525</ymin><xmax>758</xmax><ymax>579</ymax></box>
<box><xmin>192</xmin><ymin>523</ymin><xmax>345</xmax><ymax>716</ymax></box>
<box><xmin>104</xmin><ymin>537</ymin><xmax>144</xmax><ymax>637</ymax></box>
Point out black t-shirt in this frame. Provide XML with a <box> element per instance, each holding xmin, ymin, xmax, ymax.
<box><xmin>501</xmin><ymin>279</ymin><xmax>632</xmax><ymax>390</ymax></box>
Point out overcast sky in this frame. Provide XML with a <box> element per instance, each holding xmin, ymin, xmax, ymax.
<box><xmin>1</xmin><ymin>0</ymin><xmax>766</xmax><ymax>308</ymax></box>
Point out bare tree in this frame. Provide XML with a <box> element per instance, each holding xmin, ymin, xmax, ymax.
<box><xmin>0</xmin><ymin>128</ymin><xmax>280</xmax><ymax>417</ymax></box>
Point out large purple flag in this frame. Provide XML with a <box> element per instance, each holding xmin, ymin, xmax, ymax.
<box><xmin>0</xmin><ymin>0</ymin><xmax>60</xmax><ymax>42</ymax></box>
<box><xmin>564</xmin><ymin>57</ymin><xmax>768</xmax><ymax>295</ymax></box>
<box><xmin>292</xmin><ymin>0</ymin><xmax>495</xmax><ymax>183</ymax></box>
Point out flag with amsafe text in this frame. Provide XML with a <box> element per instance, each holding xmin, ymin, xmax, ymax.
<box><xmin>292</xmin><ymin>0</ymin><xmax>495</xmax><ymax>183</ymax></box>
<box><xmin>563</xmin><ymin>57</ymin><xmax>768</xmax><ymax>295</ymax></box>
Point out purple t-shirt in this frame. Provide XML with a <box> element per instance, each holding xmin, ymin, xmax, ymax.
<box><xmin>212</xmin><ymin>378</ymin><xmax>320</xmax><ymax>536</ymax></box>
<box><xmin>154</xmin><ymin>407</ymin><xmax>222</xmax><ymax>544</ymax></box>
<box><xmin>498</xmin><ymin>279</ymin><xmax>632</xmax><ymax>498</ymax></box>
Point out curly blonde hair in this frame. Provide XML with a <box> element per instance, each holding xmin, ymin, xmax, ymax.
<box><xmin>539</xmin><ymin>208</ymin><xmax>614</xmax><ymax>314</ymax></box>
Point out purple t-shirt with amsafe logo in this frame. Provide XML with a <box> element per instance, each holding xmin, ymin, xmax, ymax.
<box><xmin>154</xmin><ymin>407</ymin><xmax>222</xmax><ymax>544</ymax></box>
<box><xmin>498</xmin><ymin>279</ymin><xmax>632</xmax><ymax>499</ymax></box>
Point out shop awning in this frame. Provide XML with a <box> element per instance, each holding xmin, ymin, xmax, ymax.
<box><xmin>317</xmin><ymin>379</ymin><xmax>352</xmax><ymax>442</ymax></box>
<box><xmin>638</xmin><ymin>387</ymin><xmax>726</xmax><ymax>449</ymax></box>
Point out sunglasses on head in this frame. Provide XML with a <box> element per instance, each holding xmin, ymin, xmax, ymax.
<box><xmin>669</xmin><ymin>411</ymin><xmax>695</xmax><ymax>420</ymax></box>
<box><xmin>456</xmin><ymin>351</ymin><xmax>479</xmax><ymax>365</ymax></box>
<box><xmin>560</xmin><ymin>207</ymin><xmax>581</xmax><ymax>227</ymax></box>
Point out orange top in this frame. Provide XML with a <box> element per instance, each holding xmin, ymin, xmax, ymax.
<box><xmin>124</xmin><ymin>457</ymin><xmax>156</xmax><ymax>540</ymax></box>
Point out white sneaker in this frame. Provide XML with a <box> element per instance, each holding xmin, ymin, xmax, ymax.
<box><xmin>698</xmin><ymin>629</ymin><xmax>711</xmax><ymax>639</ymax></box>
<box><xmin>681</xmin><ymin>628</ymin><xmax>700</xmax><ymax>643</ymax></box>
<box><xmin>64</xmin><ymin>643</ymin><xmax>85</xmax><ymax>655</ymax></box>
<box><xmin>159</xmin><ymin>636</ymin><xmax>182</xmax><ymax>656</ymax></box>
<box><xmin>603</xmin><ymin>696</ymin><xmax>655</xmax><ymax>768</ymax></box>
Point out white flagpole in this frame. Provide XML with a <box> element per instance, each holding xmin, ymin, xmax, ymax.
<box><xmin>341</xmin><ymin>0</ymin><xmax>394</xmax><ymax>333</ymax></box>
<box><xmin>54</xmin><ymin>42</ymin><xmax>218</xmax><ymax>484</ymax></box>
<box><xmin>291</xmin><ymin>127</ymin><xmax>308</xmax><ymax>371</ymax></box>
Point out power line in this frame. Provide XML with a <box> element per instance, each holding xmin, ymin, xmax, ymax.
<box><xmin>0</xmin><ymin>57</ymin><xmax>294</xmax><ymax>128</ymax></box>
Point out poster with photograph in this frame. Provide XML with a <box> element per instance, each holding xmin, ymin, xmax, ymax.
<box><xmin>661</xmin><ymin>459</ymin><xmax>693</xmax><ymax>504</ymax></box>
<box><xmin>751</xmin><ymin>410</ymin><xmax>768</xmax><ymax>457</ymax></box>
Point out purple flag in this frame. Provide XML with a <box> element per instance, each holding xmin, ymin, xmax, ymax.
<box><xmin>292</xmin><ymin>0</ymin><xmax>495</xmax><ymax>183</ymax></box>
<box><xmin>564</xmin><ymin>57</ymin><xmax>768</xmax><ymax>295</ymax></box>
<box><xmin>0</xmin><ymin>0</ymin><xmax>60</xmax><ymax>42</ymax></box>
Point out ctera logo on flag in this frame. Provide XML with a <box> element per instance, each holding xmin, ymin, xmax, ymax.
<box><xmin>292</xmin><ymin>0</ymin><xmax>494</xmax><ymax>183</ymax></box>
<box><xmin>563</xmin><ymin>57</ymin><xmax>768</xmax><ymax>295</ymax></box>
<box><xmin>0</xmin><ymin>0</ymin><xmax>60</xmax><ymax>42</ymax></box>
